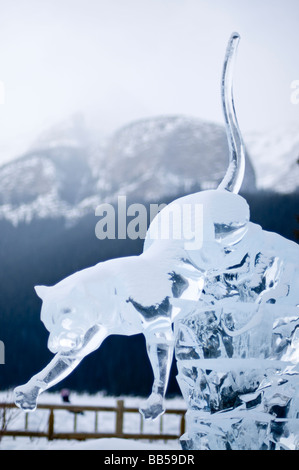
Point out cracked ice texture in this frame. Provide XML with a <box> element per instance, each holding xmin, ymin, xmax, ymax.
<box><xmin>174</xmin><ymin>197</ymin><xmax>299</xmax><ymax>450</ymax></box>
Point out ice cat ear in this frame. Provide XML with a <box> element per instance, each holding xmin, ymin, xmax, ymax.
<box><xmin>34</xmin><ymin>285</ymin><xmax>50</xmax><ymax>300</ymax></box>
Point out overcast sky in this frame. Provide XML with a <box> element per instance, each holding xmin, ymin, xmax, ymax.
<box><xmin>0</xmin><ymin>0</ymin><xmax>299</xmax><ymax>164</ymax></box>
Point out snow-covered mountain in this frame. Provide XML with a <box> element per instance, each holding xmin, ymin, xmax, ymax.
<box><xmin>0</xmin><ymin>115</ymin><xmax>258</xmax><ymax>225</ymax></box>
<box><xmin>244</xmin><ymin>123</ymin><xmax>299</xmax><ymax>194</ymax></box>
<box><xmin>101</xmin><ymin>115</ymin><xmax>256</xmax><ymax>198</ymax></box>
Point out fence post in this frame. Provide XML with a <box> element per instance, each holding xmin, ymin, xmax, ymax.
<box><xmin>2</xmin><ymin>408</ymin><xmax>6</xmax><ymax>429</ymax></box>
<box><xmin>180</xmin><ymin>413</ymin><xmax>185</xmax><ymax>435</ymax></box>
<box><xmin>159</xmin><ymin>415</ymin><xmax>163</xmax><ymax>434</ymax></box>
<box><xmin>115</xmin><ymin>400</ymin><xmax>124</xmax><ymax>438</ymax></box>
<box><xmin>74</xmin><ymin>413</ymin><xmax>78</xmax><ymax>432</ymax></box>
<box><xmin>48</xmin><ymin>409</ymin><xmax>54</xmax><ymax>441</ymax></box>
<box><xmin>95</xmin><ymin>412</ymin><xmax>98</xmax><ymax>432</ymax></box>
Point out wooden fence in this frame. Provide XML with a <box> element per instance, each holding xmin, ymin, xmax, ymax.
<box><xmin>0</xmin><ymin>400</ymin><xmax>185</xmax><ymax>442</ymax></box>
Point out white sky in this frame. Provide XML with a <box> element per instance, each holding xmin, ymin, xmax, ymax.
<box><xmin>0</xmin><ymin>0</ymin><xmax>299</xmax><ymax>164</ymax></box>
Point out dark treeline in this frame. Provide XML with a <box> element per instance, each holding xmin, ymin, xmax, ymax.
<box><xmin>0</xmin><ymin>190</ymin><xmax>298</xmax><ymax>397</ymax></box>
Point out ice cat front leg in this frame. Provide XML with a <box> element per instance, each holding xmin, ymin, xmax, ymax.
<box><xmin>140</xmin><ymin>321</ymin><xmax>174</xmax><ymax>420</ymax></box>
<box><xmin>14</xmin><ymin>325</ymin><xmax>107</xmax><ymax>411</ymax></box>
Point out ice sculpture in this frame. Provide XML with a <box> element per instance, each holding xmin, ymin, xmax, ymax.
<box><xmin>173</xmin><ymin>34</ymin><xmax>299</xmax><ymax>450</ymax></box>
<box><xmin>14</xmin><ymin>33</ymin><xmax>299</xmax><ymax>450</ymax></box>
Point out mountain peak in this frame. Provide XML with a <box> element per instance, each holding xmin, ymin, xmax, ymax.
<box><xmin>0</xmin><ymin>114</ymin><xmax>258</xmax><ymax>226</ymax></box>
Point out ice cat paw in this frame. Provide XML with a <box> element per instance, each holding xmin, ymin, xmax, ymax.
<box><xmin>139</xmin><ymin>393</ymin><xmax>165</xmax><ymax>420</ymax></box>
<box><xmin>14</xmin><ymin>384</ymin><xmax>40</xmax><ymax>411</ymax></box>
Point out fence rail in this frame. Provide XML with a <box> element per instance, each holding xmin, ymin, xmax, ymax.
<box><xmin>0</xmin><ymin>400</ymin><xmax>185</xmax><ymax>442</ymax></box>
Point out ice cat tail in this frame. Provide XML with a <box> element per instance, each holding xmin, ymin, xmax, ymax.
<box><xmin>218</xmin><ymin>32</ymin><xmax>245</xmax><ymax>194</ymax></box>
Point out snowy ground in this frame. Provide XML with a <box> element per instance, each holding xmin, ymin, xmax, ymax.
<box><xmin>0</xmin><ymin>391</ymin><xmax>185</xmax><ymax>450</ymax></box>
<box><xmin>1</xmin><ymin>437</ymin><xmax>179</xmax><ymax>451</ymax></box>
